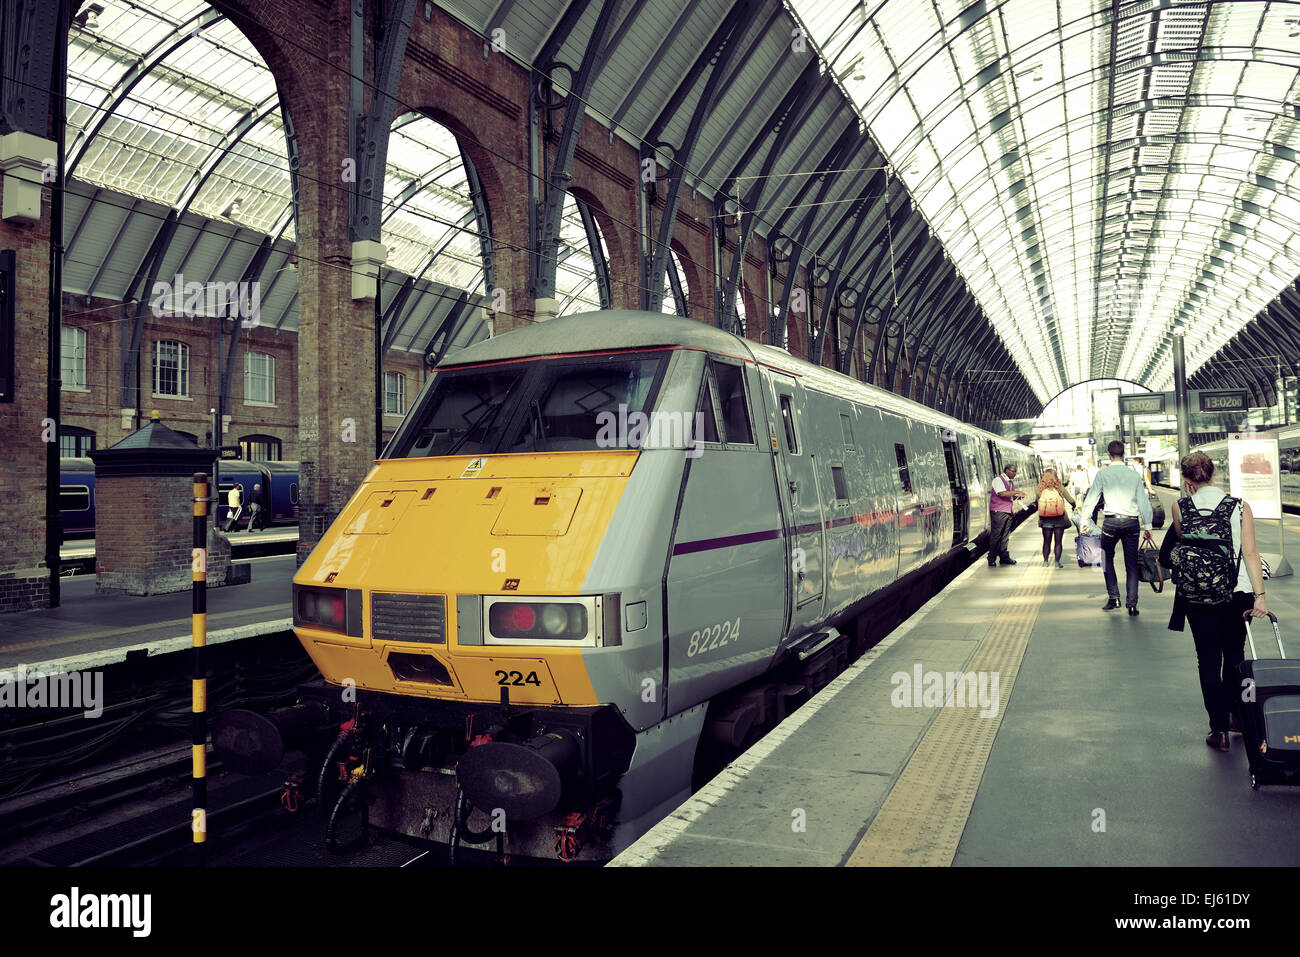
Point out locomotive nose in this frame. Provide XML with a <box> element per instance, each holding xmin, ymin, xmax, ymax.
<box><xmin>456</xmin><ymin>731</ymin><xmax>580</xmax><ymax>820</ymax></box>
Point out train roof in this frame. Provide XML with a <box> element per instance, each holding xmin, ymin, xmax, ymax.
<box><xmin>440</xmin><ymin>310</ymin><xmax>1029</xmax><ymax>453</ymax></box>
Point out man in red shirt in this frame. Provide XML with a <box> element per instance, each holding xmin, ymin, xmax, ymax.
<box><xmin>989</xmin><ymin>464</ymin><xmax>1026</xmax><ymax>566</ymax></box>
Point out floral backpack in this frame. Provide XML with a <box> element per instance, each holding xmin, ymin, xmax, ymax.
<box><xmin>1170</xmin><ymin>495</ymin><xmax>1241</xmax><ymax>606</ymax></box>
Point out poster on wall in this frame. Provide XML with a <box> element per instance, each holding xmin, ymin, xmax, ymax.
<box><xmin>1227</xmin><ymin>438</ymin><xmax>1282</xmax><ymax>521</ymax></box>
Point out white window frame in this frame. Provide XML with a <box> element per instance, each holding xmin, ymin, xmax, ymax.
<box><xmin>61</xmin><ymin>326</ymin><xmax>87</xmax><ymax>390</ymax></box>
<box><xmin>243</xmin><ymin>351</ymin><xmax>276</xmax><ymax>406</ymax></box>
<box><xmin>384</xmin><ymin>370</ymin><xmax>406</xmax><ymax>415</ymax></box>
<box><xmin>152</xmin><ymin>340</ymin><xmax>190</xmax><ymax>398</ymax></box>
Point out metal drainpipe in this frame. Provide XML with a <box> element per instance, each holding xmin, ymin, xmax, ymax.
<box><xmin>46</xmin><ymin>0</ymin><xmax>69</xmax><ymax>607</ymax></box>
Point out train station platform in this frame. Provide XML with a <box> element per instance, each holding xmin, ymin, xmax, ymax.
<box><xmin>613</xmin><ymin>488</ymin><xmax>1300</xmax><ymax>867</ymax></box>
<box><xmin>0</xmin><ymin>555</ymin><xmax>294</xmax><ymax>675</ymax></box>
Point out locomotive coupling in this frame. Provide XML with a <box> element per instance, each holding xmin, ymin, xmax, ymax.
<box><xmin>456</xmin><ymin>730</ymin><xmax>581</xmax><ymax>820</ymax></box>
<box><xmin>211</xmin><ymin>702</ymin><xmax>332</xmax><ymax>775</ymax></box>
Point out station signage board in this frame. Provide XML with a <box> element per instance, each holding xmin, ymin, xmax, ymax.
<box><xmin>1118</xmin><ymin>393</ymin><xmax>1167</xmax><ymax>416</ymax></box>
<box><xmin>1227</xmin><ymin>437</ymin><xmax>1282</xmax><ymax>521</ymax></box>
<box><xmin>1198</xmin><ymin>389</ymin><xmax>1247</xmax><ymax>414</ymax></box>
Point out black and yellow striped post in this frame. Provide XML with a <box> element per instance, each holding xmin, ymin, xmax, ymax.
<box><xmin>192</xmin><ymin>472</ymin><xmax>208</xmax><ymax>864</ymax></box>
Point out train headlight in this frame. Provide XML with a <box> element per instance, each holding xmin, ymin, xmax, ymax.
<box><xmin>293</xmin><ymin>585</ymin><xmax>360</xmax><ymax>635</ymax></box>
<box><xmin>484</xmin><ymin>596</ymin><xmax>600</xmax><ymax>646</ymax></box>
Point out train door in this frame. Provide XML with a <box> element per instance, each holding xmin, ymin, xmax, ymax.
<box><xmin>942</xmin><ymin>431</ymin><xmax>968</xmax><ymax>547</ymax></box>
<box><xmin>767</xmin><ymin>372</ymin><xmax>825</xmax><ymax>631</ymax></box>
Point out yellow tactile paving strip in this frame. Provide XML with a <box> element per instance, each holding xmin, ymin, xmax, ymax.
<box><xmin>847</xmin><ymin>565</ymin><xmax>1048</xmax><ymax>866</ymax></box>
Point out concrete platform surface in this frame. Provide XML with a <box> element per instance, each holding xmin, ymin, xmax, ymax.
<box><xmin>614</xmin><ymin>489</ymin><xmax>1300</xmax><ymax>867</ymax></box>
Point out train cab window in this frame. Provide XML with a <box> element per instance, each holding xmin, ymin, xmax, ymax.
<box><xmin>895</xmin><ymin>443</ymin><xmax>913</xmax><ymax>494</ymax></box>
<box><xmin>510</xmin><ymin>357</ymin><xmax>663</xmax><ymax>451</ymax></box>
<box><xmin>696</xmin><ymin>379</ymin><xmax>720</xmax><ymax>443</ymax></box>
<box><xmin>840</xmin><ymin>413</ymin><xmax>854</xmax><ymax>449</ymax></box>
<box><xmin>779</xmin><ymin>395</ymin><xmax>798</xmax><ymax>453</ymax></box>
<box><xmin>831</xmin><ymin>466</ymin><xmax>849</xmax><ymax>503</ymax></box>
<box><xmin>59</xmin><ymin>486</ymin><xmax>90</xmax><ymax>512</ymax></box>
<box><xmin>400</xmin><ymin>371</ymin><xmax>523</xmax><ymax>456</ymax></box>
<box><xmin>712</xmin><ymin>362</ymin><xmax>753</xmax><ymax>445</ymax></box>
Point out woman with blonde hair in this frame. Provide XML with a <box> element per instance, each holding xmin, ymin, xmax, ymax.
<box><xmin>1033</xmin><ymin>467</ymin><xmax>1076</xmax><ymax>567</ymax></box>
<box><xmin>1168</xmin><ymin>451</ymin><xmax>1269</xmax><ymax>753</ymax></box>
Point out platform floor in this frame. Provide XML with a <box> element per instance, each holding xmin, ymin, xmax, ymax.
<box><xmin>0</xmin><ymin>555</ymin><xmax>294</xmax><ymax>673</ymax></box>
<box><xmin>613</xmin><ymin>489</ymin><xmax>1300</xmax><ymax>867</ymax></box>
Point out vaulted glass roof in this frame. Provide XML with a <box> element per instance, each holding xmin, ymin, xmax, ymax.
<box><xmin>791</xmin><ymin>0</ymin><xmax>1300</xmax><ymax>402</ymax></box>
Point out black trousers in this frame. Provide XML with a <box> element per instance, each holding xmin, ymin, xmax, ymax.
<box><xmin>989</xmin><ymin>510</ymin><xmax>1014</xmax><ymax>563</ymax></box>
<box><xmin>1184</xmin><ymin>592</ymin><xmax>1251</xmax><ymax>734</ymax></box>
<box><xmin>1100</xmin><ymin>516</ymin><xmax>1140</xmax><ymax>606</ymax></box>
<box><xmin>1041</xmin><ymin>526</ymin><xmax>1065</xmax><ymax>561</ymax></box>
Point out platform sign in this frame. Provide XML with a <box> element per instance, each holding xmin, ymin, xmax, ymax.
<box><xmin>1118</xmin><ymin>392</ymin><xmax>1167</xmax><ymax>416</ymax></box>
<box><xmin>1198</xmin><ymin>389</ymin><xmax>1248</xmax><ymax>414</ymax></box>
<box><xmin>1227</xmin><ymin>437</ymin><xmax>1282</xmax><ymax>521</ymax></box>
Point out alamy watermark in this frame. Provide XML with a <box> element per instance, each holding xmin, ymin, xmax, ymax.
<box><xmin>595</xmin><ymin>405</ymin><xmax>706</xmax><ymax>459</ymax></box>
<box><xmin>890</xmin><ymin>664</ymin><xmax>1000</xmax><ymax>717</ymax></box>
<box><xmin>150</xmin><ymin>272</ymin><xmax>261</xmax><ymax>328</ymax></box>
<box><xmin>0</xmin><ymin>665</ymin><xmax>104</xmax><ymax>719</ymax></box>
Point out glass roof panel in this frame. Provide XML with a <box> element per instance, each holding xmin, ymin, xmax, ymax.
<box><xmin>792</xmin><ymin>0</ymin><xmax>1300</xmax><ymax>397</ymax></box>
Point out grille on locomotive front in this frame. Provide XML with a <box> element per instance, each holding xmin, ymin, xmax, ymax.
<box><xmin>371</xmin><ymin>593</ymin><xmax>446</xmax><ymax>644</ymax></box>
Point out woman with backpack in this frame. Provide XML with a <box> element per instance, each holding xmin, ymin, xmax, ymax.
<box><xmin>1167</xmin><ymin>451</ymin><xmax>1269</xmax><ymax>753</ymax></box>
<box><xmin>1034</xmin><ymin>468</ymin><xmax>1076</xmax><ymax>567</ymax></box>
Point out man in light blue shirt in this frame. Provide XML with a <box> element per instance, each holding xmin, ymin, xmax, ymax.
<box><xmin>1081</xmin><ymin>440</ymin><xmax>1154</xmax><ymax>615</ymax></box>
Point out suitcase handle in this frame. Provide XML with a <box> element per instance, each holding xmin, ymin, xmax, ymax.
<box><xmin>1242</xmin><ymin>610</ymin><xmax>1284</xmax><ymax>659</ymax></box>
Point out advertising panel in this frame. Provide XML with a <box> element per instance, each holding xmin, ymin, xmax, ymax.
<box><xmin>1227</xmin><ymin>438</ymin><xmax>1282</xmax><ymax>521</ymax></box>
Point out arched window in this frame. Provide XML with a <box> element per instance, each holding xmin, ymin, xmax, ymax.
<box><xmin>244</xmin><ymin>351</ymin><xmax>275</xmax><ymax>404</ymax></box>
<box><xmin>152</xmin><ymin>340</ymin><xmax>190</xmax><ymax>398</ymax></box>
<box><xmin>239</xmin><ymin>434</ymin><xmax>282</xmax><ymax>461</ymax></box>
<box><xmin>385</xmin><ymin>371</ymin><xmax>406</xmax><ymax>415</ymax></box>
<box><xmin>59</xmin><ymin>425</ymin><xmax>95</xmax><ymax>457</ymax></box>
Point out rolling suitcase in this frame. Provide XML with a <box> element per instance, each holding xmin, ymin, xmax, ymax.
<box><xmin>1237</xmin><ymin>613</ymin><xmax>1300</xmax><ymax>789</ymax></box>
<box><xmin>1076</xmin><ymin>533</ymin><xmax>1103</xmax><ymax>567</ymax></box>
<box><xmin>1147</xmin><ymin>490</ymin><xmax>1165</xmax><ymax>529</ymax></box>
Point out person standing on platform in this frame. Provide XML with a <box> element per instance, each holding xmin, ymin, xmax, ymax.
<box><xmin>1086</xmin><ymin>457</ymin><xmax>1099</xmax><ymax>489</ymax></box>
<box><xmin>1081</xmin><ymin>440</ymin><xmax>1154</xmax><ymax>615</ymax></box>
<box><xmin>988</xmin><ymin>463</ymin><xmax>1025</xmax><ymax>567</ymax></box>
<box><xmin>1034</xmin><ymin>468</ymin><xmax>1076</xmax><ymax>567</ymax></box>
<box><xmin>1166</xmin><ymin>452</ymin><xmax>1268</xmax><ymax>753</ymax></box>
<box><xmin>1069</xmin><ymin>464</ymin><xmax>1088</xmax><ymax>498</ymax></box>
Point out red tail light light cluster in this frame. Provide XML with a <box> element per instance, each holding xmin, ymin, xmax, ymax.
<box><xmin>294</xmin><ymin>585</ymin><xmax>358</xmax><ymax>634</ymax></box>
<box><xmin>488</xmin><ymin>600</ymin><xmax>588</xmax><ymax>641</ymax></box>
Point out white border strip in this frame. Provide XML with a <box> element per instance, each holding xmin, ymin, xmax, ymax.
<box><xmin>20</xmin><ymin>618</ymin><xmax>294</xmax><ymax>675</ymax></box>
<box><xmin>609</xmin><ymin>554</ymin><xmax>992</xmax><ymax>867</ymax></box>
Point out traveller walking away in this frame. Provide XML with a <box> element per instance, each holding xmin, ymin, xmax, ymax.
<box><xmin>1166</xmin><ymin>451</ymin><xmax>1268</xmax><ymax>753</ymax></box>
<box><xmin>1069</xmin><ymin>464</ymin><xmax>1088</xmax><ymax>498</ymax></box>
<box><xmin>988</xmin><ymin>463</ymin><xmax>1026</xmax><ymax>567</ymax></box>
<box><xmin>244</xmin><ymin>483</ymin><xmax>263</xmax><ymax>532</ymax></box>
<box><xmin>1080</xmin><ymin>440</ymin><xmax>1154</xmax><ymax>615</ymax></box>
<box><xmin>1034</xmin><ymin>468</ymin><xmax>1076</xmax><ymax>567</ymax></box>
<box><xmin>224</xmin><ymin>483</ymin><xmax>243</xmax><ymax>533</ymax></box>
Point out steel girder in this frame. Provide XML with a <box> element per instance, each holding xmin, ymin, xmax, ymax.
<box><xmin>928</xmin><ymin>297</ymin><xmax>983</xmax><ymax>407</ymax></box>
<box><xmin>217</xmin><ymin>236</ymin><xmax>273</xmax><ymax>419</ymax></box>
<box><xmin>641</xmin><ymin>0</ymin><xmax>754</xmax><ymax>313</ymax></box>
<box><xmin>808</xmin><ymin>187</ymin><xmax>879</xmax><ymax>366</ymax></box>
<box><xmin>350</xmin><ymin>0</ymin><xmax>416</xmax><ymax>243</ymax></box>
<box><xmin>574</xmin><ymin>196</ymin><xmax>612</xmax><ymax>309</ymax></box>
<box><xmin>118</xmin><ymin>211</ymin><xmax>180</xmax><ymax>410</ymax></box>
<box><xmin>886</xmin><ymin>246</ymin><xmax>949</xmax><ymax>394</ymax></box>
<box><xmin>424</xmin><ymin>290</ymin><xmax>473</xmax><ymax>367</ymax></box>
<box><xmin>864</xmin><ymin>217</ymin><xmax>929</xmax><ymax>385</ymax></box>
<box><xmin>717</xmin><ymin>62</ymin><xmax>822</xmax><ymax>335</ymax></box>
<box><xmin>906</xmin><ymin>276</ymin><xmax>967</xmax><ymax>401</ymax></box>
<box><xmin>380</xmin><ymin>276</ymin><xmax>417</xmax><ymax>352</ymax></box>
<box><xmin>529</xmin><ymin>0</ymin><xmax>622</xmax><ymax>302</ymax></box>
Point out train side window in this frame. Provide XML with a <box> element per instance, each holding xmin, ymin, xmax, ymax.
<box><xmin>831</xmin><ymin>466</ymin><xmax>849</xmax><ymax>503</ymax></box>
<box><xmin>779</xmin><ymin>395</ymin><xmax>798</xmax><ymax>453</ymax></box>
<box><xmin>59</xmin><ymin>485</ymin><xmax>90</xmax><ymax>512</ymax></box>
<box><xmin>289</xmin><ymin>482</ymin><xmax>299</xmax><ymax>505</ymax></box>
<box><xmin>712</xmin><ymin>362</ymin><xmax>754</xmax><ymax>445</ymax></box>
<box><xmin>895</xmin><ymin>443</ymin><xmax>912</xmax><ymax>493</ymax></box>
<box><xmin>695</xmin><ymin>379</ymin><xmax>720</xmax><ymax>443</ymax></box>
<box><xmin>840</xmin><ymin>413</ymin><xmax>854</xmax><ymax>449</ymax></box>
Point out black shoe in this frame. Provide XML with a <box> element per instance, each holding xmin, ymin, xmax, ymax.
<box><xmin>1000</xmin><ymin>558</ymin><xmax>1017</xmax><ymax>566</ymax></box>
<box><xmin>1102</xmin><ymin>599</ymin><xmax>1120</xmax><ymax>611</ymax></box>
<box><xmin>988</xmin><ymin>561</ymin><xmax>997</xmax><ymax>568</ymax></box>
<box><xmin>1128</xmin><ymin>606</ymin><xmax>1139</xmax><ymax>617</ymax></box>
<box><xmin>1206</xmin><ymin>731</ymin><xmax>1230</xmax><ymax>752</ymax></box>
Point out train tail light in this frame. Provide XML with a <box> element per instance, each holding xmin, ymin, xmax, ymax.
<box><xmin>293</xmin><ymin>585</ymin><xmax>360</xmax><ymax>635</ymax></box>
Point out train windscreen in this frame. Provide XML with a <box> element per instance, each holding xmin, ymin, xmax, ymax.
<box><xmin>390</xmin><ymin>353</ymin><xmax>667</xmax><ymax>458</ymax></box>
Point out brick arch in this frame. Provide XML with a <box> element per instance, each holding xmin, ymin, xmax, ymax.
<box><xmin>568</xmin><ymin>186</ymin><xmax>628</xmax><ymax>309</ymax></box>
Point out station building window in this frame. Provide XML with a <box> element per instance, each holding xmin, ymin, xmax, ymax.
<box><xmin>244</xmin><ymin>351</ymin><xmax>275</xmax><ymax>405</ymax></box>
<box><xmin>61</xmin><ymin>326</ymin><xmax>87</xmax><ymax>389</ymax></box>
<box><xmin>152</xmin><ymin>340</ymin><xmax>190</xmax><ymax>398</ymax></box>
<box><xmin>59</xmin><ymin>426</ymin><xmax>95</xmax><ymax>458</ymax></box>
<box><xmin>239</xmin><ymin>434</ymin><xmax>282</xmax><ymax>461</ymax></box>
<box><xmin>385</xmin><ymin>371</ymin><xmax>406</xmax><ymax>415</ymax></box>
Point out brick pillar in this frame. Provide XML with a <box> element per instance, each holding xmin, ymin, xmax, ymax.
<box><xmin>90</xmin><ymin>416</ymin><xmax>231</xmax><ymax>595</ymax></box>
<box><xmin>0</xmin><ymin>131</ymin><xmax>55</xmax><ymax>612</ymax></box>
